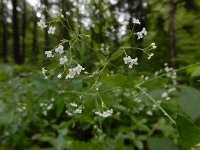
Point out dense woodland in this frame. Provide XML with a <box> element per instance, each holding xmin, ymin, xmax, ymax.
<box><xmin>0</xmin><ymin>0</ymin><xmax>199</xmax><ymax>66</ymax></box>
<box><xmin>0</xmin><ymin>0</ymin><xmax>200</xmax><ymax>150</ymax></box>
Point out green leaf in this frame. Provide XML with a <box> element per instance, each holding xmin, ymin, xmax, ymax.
<box><xmin>110</xmin><ymin>50</ymin><xmax>124</xmax><ymax>61</ymax></box>
<box><xmin>177</xmin><ymin>85</ymin><xmax>200</xmax><ymax>121</ymax></box>
<box><xmin>56</xmin><ymin>99</ymin><xmax>65</xmax><ymax>118</ymax></box>
<box><xmin>103</xmin><ymin>74</ymin><xmax>134</xmax><ymax>88</ymax></box>
<box><xmin>147</xmin><ymin>137</ymin><xmax>180</xmax><ymax>150</ymax></box>
<box><xmin>176</xmin><ymin>114</ymin><xmax>200</xmax><ymax>149</ymax></box>
<box><xmin>186</xmin><ymin>65</ymin><xmax>200</xmax><ymax>78</ymax></box>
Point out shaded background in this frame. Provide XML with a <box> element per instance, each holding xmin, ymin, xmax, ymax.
<box><xmin>1</xmin><ymin>0</ymin><xmax>200</xmax><ymax>150</ymax></box>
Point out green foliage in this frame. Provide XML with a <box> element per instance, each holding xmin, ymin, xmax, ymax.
<box><xmin>148</xmin><ymin>138</ymin><xmax>180</xmax><ymax>150</ymax></box>
<box><xmin>176</xmin><ymin>114</ymin><xmax>200</xmax><ymax>149</ymax></box>
<box><xmin>177</xmin><ymin>85</ymin><xmax>200</xmax><ymax>121</ymax></box>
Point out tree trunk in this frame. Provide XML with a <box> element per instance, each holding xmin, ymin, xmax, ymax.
<box><xmin>169</xmin><ymin>0</ymin><xmax>177</xmax><ymax>68</ymax></box>
<box><xmin>21</xmin><ymin>0</ymin><xmax>26</xmax><ymax>63</ymax></box>
<box><xmin>1</xmin><ymin>0</ymin><xmax>8</xmax><ymax>63</ymax></box>
<box><xmin>12</xmin><ymin>0</ymin><xmax>22</xmax><ymax>64</ymax></box>
<box><xmin>44</xmin><ymin>0</ymin><xmax>49</xmax><ymax>52</ymax></box>
<box><xmin>60</xmin><ymin>0</ymin><xmax>68</xmax><ymax>39</ymax></box>
<box><xmin>31</xmin><ymin>9</ymin><xmax>38</xmax><ymax>63</ymax></box>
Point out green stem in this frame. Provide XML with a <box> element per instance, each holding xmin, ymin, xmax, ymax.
<box><xmin>136</xmin><ymin>85</ymin><xmax>176</xmax><ymax>125</ymax></box>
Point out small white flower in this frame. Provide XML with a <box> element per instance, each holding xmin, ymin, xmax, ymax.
<box><xmin>168</xmin><ymin>88</ymin><xmax>176</xmax><ymax>93</ymax></box>
<box><xmin>123</xmin><ymin>56</ymin><xmax>138</xmax><ymax>68</ymax></box>
<box><xmin>42</xmin><ymin>67</ymin><xmax>47</xmax><ymax>76</ymax></box>
<box><xmin>136</xmin><ymin>31</ymin><xmax>143</xmax><ymax>40</ymax></box>
<box><xmin>95</xmin><ymin>109</ymin><xmax>113</xmax><ymax>118</ymax></box>
<box><xmin>65</xmin><ymin>110</ymin><xmax>72</xmax><ymax>116</ymax></box>
<box><xmin>69</xmin><ymin>102</ymin><xmax>78</xmax><ymax>107</ymax></box>
<box><xmin>146</xmin><ymin>110</ymin><xmax>153</xmax><ymax>116</ymax></box>
<box><xmin>65</xmin><ymin>64</ymin><xmax>85</xmax><ymax>79</ymax></box>
<box><xmin>55</xmin><ymin>45</ymin><xmax>64</xmax><ymax>54</ymax></box>
<box><xmin>142</xmin><ymin>27</ymin><xmax>147</xmax><ymax>35</ymax></box>
<box><xmin>45</xmin><ymin>51</ymin><xmax>54</xmax><ymax>58</ymax></box>
<box><xmin>132</xmin><ymin>18</ymin><xmax>141</xmax><ymax>25</ymax></box>
<box><xmin>59</xmin><ymin>56</ymin><xmax>68</xmax><ymax>65</ymax></box>
<box><xmin>147</xmin><ymin>53</ymin><xmax>154</xmax><ymax>60</ymax></box>
<box><xmin>65</xmin><ymin>68</ymin><xmax>76</xmax><ymax>79</ymax></box>
<box><xmin>74</xmin><ymin>108</ymin><xmax>82</xmax><ymax>114</ymax></box>
<box><xmin>151</xmin><ymin>43</ymin><xmax>157</xmax><ymax>49</ymax></box>
<box><xmin>57</xmin><ymin>74</ymin><xmax>62</xmax><ymax>79</ymax></box>
<box><xmin>161</xmin><ymin>92</ymin><xmax>168</xmax><ymax>98</ymax></box>
<box><xmin>145</xmin><ymin>76</ymin><xmax>149</xmax><ymax>80</ymax></box>
<box><xmin>74</xmin><ymin>64</ymin><xmax>85</xmax><ymax>75</ymax></box>
<box><xmin>47</xmin><ymin>103</ymin><xmax>53</xmax><ymax>110</ymax></box>
<box><xmin>37</xmin><ymin>19</ymin><xmax>47</xmax><ymax>30</ymax></box>
<box><xmin>137</xmin><ymin>27</ymin><xmax>147</xmax><ymax>40</ymax></box>
<box><xmin>48</xmin><ymin>26</ymin><xmax>56</xmax><ymax>34</ymax></box>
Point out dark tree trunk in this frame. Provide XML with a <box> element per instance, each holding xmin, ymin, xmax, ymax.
<box><xmin>21</xmin><ymin>0</ymin><xmax>26</xmax><ymax>63</ymax></box>
<box><xmin>12</xmin><ymin>0</ymin><xmax>22</xmax><ymax>64</ymax></box>
<box><xmin>60</xmin><ymin>0</ymin><xmax>68</xmax><ymax>39</ymax></box>
<box><xmin>31</xmin><ymin>9</ymin><xmax>38</xmax><ymax>63</ymax></box>
<box><xmin>44</xmin><ymin>0</ymin><xmax>49</xmax><ymax>52</ymax></box>
<box><xmin>169</xmin><ymin>0</ymin><xmax>177</xmax><ymax>68</ymax></box>
<box><xmin>1</xmin><ymin>0</ymin><xmax>8</xmax><ymax>63</ymax></box>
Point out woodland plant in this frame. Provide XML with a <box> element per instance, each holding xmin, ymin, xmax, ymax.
<box><xmin>1</xmin><ymin>3</ymin><xmax>200</xmax><ymax>150</ymax></box>
<box><xmin>33</xmin><ymin>6</ymin><xmax>200</xmax><ymax>150</ymax></box>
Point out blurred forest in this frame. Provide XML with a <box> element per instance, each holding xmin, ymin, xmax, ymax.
<box><xmin>0</xmin><ymin>0</ymin><xmax>200</xmax><ymax>66</ymax></box>
<box><xmin>1</xmin><ymin>0</ymin><xmax>200</xmax><ymax>150</ymax></box>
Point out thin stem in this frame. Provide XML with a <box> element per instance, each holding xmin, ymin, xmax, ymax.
<box><xmin>136</xmin><ymin>85</ymin><xmax>176</xmax><ymax>125</ymax></box>
<box><xmin>139</xmin><ymin>61</ymin><xmax>200</xmax><ymax>86</ymax></box>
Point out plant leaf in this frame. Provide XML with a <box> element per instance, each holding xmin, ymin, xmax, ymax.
<box><xmin>110</xmin><ymin>50</ymin><xmax>124</xmax><ymax>61</ymax></box>
<box><xmin>176</xmin><ymin>114</ymin><xmax>200</xmax><ymax>149</ymax></box>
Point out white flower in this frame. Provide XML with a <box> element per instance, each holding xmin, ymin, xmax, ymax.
<box><xmin>136</xmin><ymin>32</ymin><xmax>143</xmax><ymax>40</ymax></box>
<box><xmin>74</xmin><ymin>108</ymin><xmax>82</xmax><ymax>114</ymax></box>
<box><xmin>59</xmin><ymin>56</ymin><xmax>68</xmax><ymax>65</ymax></box>
<box><xmin>137</xmin><ymin>27</ymin><xmax>147</xmax><ymax>40</ymax></box>
<box><xmin>45</xmin><ymin>51</ymin><xmax>54</xmax><ymax>58</ymax></box>
<box><xmin>146</xmin><ymin>110</ymin><xmax>153</xmax><ymax>116</ymax></box>
<box><xmin>37</xmin><ymin>19</ymin><xmax>47</xmax><ymax>30</ymax></box>
<box><xmin>142</xmin><ymin>27</ymin><xmax>147</xmax><ymax>35</ymax></box>
<box><xmin>147</xmin><ymin>53</ymin><xmax>154</xmax><ymax>60</ymax></box>
<box><xmin>168</xmin><ymin>88</ymin><xmax>176</xmax><ymax>93</ymax></box>
<box><xmin>161</xmin><ymin>92</ymin><xmax>168</xmax><ymax>98</ymax></box>
<box><xmin>151</xmin><ymin>43</ymin><xmax>157</xmax><ymax>49</ymax></box>
<box><xmin>65</xmin><ymin>68</ymin><xmax>76</xmax><ymax>79</ymax></box>
<box><xmin>74</xmin><ymin>64</ymin><xmax>85</xmax><ymax>75</ymax></box>
<box><xmin>42</xmin><ymin>67</ymin><xmax>47</xmax><ymax>76</ymax></box>
<box><xmin>69</xmin><ymin>102</ymin><xmax>78</xmax><ymax>107</ymax></box>
<box><xmin>57</xmin><ymin>74</ymin><xmax>62</xmax><ymax>79</ymax></box>
<box><xmin>161</xmin><ymin>92</ymin><xmax>171</xmax><ymax>100</ymax></box>
<box><xmin>65</xmin><ymin>64</ymin><xmax>85</xmax><ymax>79</ymax></box>
<box><xmin>55</xmin><ymin>45</ymin><xmax>64</xmax><ymax>54</ymax></box>
<box><xmin>48</xmin><ymin>26</ymin><xmax>56</xmax><ymax>34</ymax></box>
<box><xmin>65</xmin><ymin>110</ymin><xmax>72</xmax><ymax>116</ymax></box>
<box><xmin>132</xmin><ymin>18</ymin><xmax>141</xmax><ymax>25</ymax></box>
<box><xmin>47</xmin><ymin>103</ymin><xmax>53</xmax><ymax>110</ymax></box>
<box><xmin>95</xmin><ymin>109</ymin><xmax>113</xmax><ymax>118</ymax></box>
<box><xmin>123</xmin><ymin>56</ymin><xmax>138</xmax><ymax>68</ymax></box>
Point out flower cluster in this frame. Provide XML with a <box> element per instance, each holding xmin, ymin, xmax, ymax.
<box><xmin>95</xmin><ymin>109</ymin><xmax>113</xmax><ymax>118</ymax></box>
<box><xmin>41</xmin><ymin>43</ymin><xmax>85</xmax><ymax>80</ymax></box>
<box><xmin>37</xmin><ymin>19</ymin><xmax>47</xmax><ymax>30</ymax></box>
<box><xmin>16</xmin><ymin>102</ymin><xmax>27</xmax><ymax>113</ymax></box>
<box><xmin>65</xmin><ymin>65</ymin><xmax>85</xmax><ymax>79</ymax></box>
<box><xmin>123</xmin><ymin>56</ymin><xmax>138</xmax><ymax>68</ymax></box>
<box><xmin>137</xmin><ymin>28</ymin><xmax>147</xmax><ymax>40</ymax></box>
<box><xmin>65</xmin><ymin>102</ymin><xmax>83</xmax><ymax>116</ymax></box>
<box><xmin>39</xmin><ymin>98</ymin><xmax>54</xmax><ymax>116</ymax></box>
<box><xmin>132</xmin><ymin>18</ymin><xmax>141</xmax><ymax>25</ymax></box>
<box><xmin>37</xmin><ymin>19</ymin><xmax>56</xmax><ymax>35</ymax></box>
<box><xmin>48</xmin><ymin>26</ymin><xmax>56</xmax><ymax>34</ymax></box>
